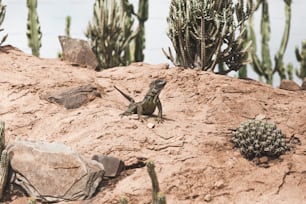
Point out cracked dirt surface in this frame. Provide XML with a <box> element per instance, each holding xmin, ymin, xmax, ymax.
<box><xmin>1</xmin><ymin>46</ymin><xmax>306</xmax><ymax>204</ymax></box>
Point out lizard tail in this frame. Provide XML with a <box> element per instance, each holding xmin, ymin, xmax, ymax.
<box><xmin>114</xmin><ymin>86</ymin><xmax>135</xmax><ymax>103</ymax></box>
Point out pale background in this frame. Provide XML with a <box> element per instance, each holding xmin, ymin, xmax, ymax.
<box><xmin>2</xmin><ymin>0</ymin><xmax>306</xmax><ymax>82</ymax></box>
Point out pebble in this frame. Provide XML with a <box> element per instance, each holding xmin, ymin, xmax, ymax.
<box><xmin>147</xmin><ymin>122</ymin><xmax>155</xmax><ymax>129</ymax></box>
<box><xmin>204</xmin><ymin>194</ymin><xmax>212</xmax><ymax>202</ymax></box>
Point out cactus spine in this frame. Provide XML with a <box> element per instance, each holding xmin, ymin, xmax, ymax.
<box><xmin>0</xmin><ymin>121</ymin><xmax>8</xmax><ymax>200</ymax></box>
<box><xmin>0</xmin><ymin>0</ymin><xmax>7</xmax><ymax>46</ymax></box>
<box><xmin>26</xmin><ymin>0</ymin><xmax>42</xmax><ymax>57</ymax></box>
<box><xmin>295</xmin><ymin>40</ymin><xmax>306</xmax><ymax>80</ymax></box>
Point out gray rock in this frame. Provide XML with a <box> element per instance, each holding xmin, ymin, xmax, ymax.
<box><xmin>301</xmin><ymin>77</ymin><xmax>306</xmax><ymax>90</ymax></box>
<box><xmin>58</xmin><ymin>36</ymin><xmax>98</xmax><ymax>69</ymax></box>
<box><xmin>279</xmin><ymin>79</ymin><xmax>300</xmax><ymax>91</ymax></box>
<box><xmin>7</xmin><ymin>140</ymin><xmax>104</xmax><ymax>202</ymax></box>
<box><xmin>92</xmin><ymin>155</ymin><xmax>125</xmax><ymax>178</ymax></box>
<box><xmin>41</xmin><ymin>84</ymin><xmax>102</xmax><ymax>109</ymax></box>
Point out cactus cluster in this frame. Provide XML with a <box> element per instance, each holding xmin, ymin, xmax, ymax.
<box><xmin>26</xmin><ymin>0</ymin><xmax>42</xmax><ymax>57</ymax></box>
<box><xmin>232</xmin><ymin>120</ymin><xmax>289</xmax><ymax>159</ymax></box>
<box><xmin>86</xmin><ymin>0</ymin><xmax>148</xmax><ymax>70</ymax></box>
<box><xmin>0</xmin><ymin>0</ymin><xmax>7</xmax><ymax>46</ymax></box>
<box><xmin>165</xmin><ymin>0</ymin><xmax>253</xmax><ymax>73</ymax></box>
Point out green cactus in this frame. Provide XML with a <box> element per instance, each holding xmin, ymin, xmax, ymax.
<box><xmin>295</xmin><ymin>40</ymin><xmax>306</xmax><ymax>80</ymax></box>
<box><xmin>248</xmin><ymin>0</ymin><xmax>292</xmax><ymax>84</ymax></box>
<box><xmin>232</xmin><ymin>119</ymin><xmax>289</xmax><ymax>160</ymax></box>
<box><xmin>147</xmin><ymin>160</ymin><xmax>166</xmax><ymax>204</ymax></box>
<box><xmin>165</xmin><ymin>0</ymin><xmax>253</xmax><ymax>73</ymax></box>
<box><xmin>27</xmin><ymin>197</ymin><xmax>37</xmax><ymax>204</ymax></box>
<box><xmin>86</xmin><ymin>0</ymin><xmax>139</xmax><ymax>69</ymax></box>
<box><xmin>57</xmin><ymin>16</ymin><xmax>72</xmax><ymax>58</ymax></box>
<box><xmin>26</xmin><ymin>0</ymin><xmax>42</xmax><ymax>57</ymax></box>
<box><xmin>0</xmin><ymin>121</ymin><xmax>9</xmax><ymax>200</ymax></box>
<box><xmin>119</xmin><ymin>161</ymin><xmax>166</xmax><ymax>204</ymax></box>
<box><xmin>120</xmin><ymin>196</ymin><xmax>128</xmax><ymax>204</ymax></box>
<box><xmin>0</xmin><ymin>0</ymin><xmax>7</xmax><ymax>46</ymax></box>
<box><xmin>65</xmin><ymin>16</ymin><xmax>71</xmax><ymax>38</ymax></box>
<box><xmin>133</xmin><ymin>0</ymin><xmax>148</xmax><ymax>62</ymax></box>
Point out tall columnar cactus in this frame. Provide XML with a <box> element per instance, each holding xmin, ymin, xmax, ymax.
<box><xmin>86</xmin><ymin>0</ymin><xmax>139</xmax><ymax>69</ymax></box>
<box><xmin>147</xmin><ymin>161</ymin><xmax>166</xmax><ymax>204</ymax></box>
<box><xmin>119</xmin><ymin>161</ymin><xmax>166</xmax><ymax>204</ymax></box>
<box><xmin>26</xmin><ymin>0</ymin><xmax>42</xmax><ymax>57</ymax></box>
<box><xmin>133</xmin><ymin>0</ymin><xmax>148</xmax><ymax>62</ymax></box>
<box><xmin>0</xmin><ymin>0</ymin><xmax>7</xmax><ymax>46</ymax></box>
<box><xmin>0</xmin><ymin>121</ymin><xmax>9</xmax><ymax>200</ymax></box>
<box><xmin>65</xmin><ymin>16</ymin><xmax>71</xmax><ymax>38</ymax></box>
<box><xmin>295</xmin><ymin>40</ymin><xmax>306</xmax><ymax>80</ymax></box>
<box><xmin>164</xmin><ymin>0</ymin><xmax>253</xmax><ymax>73</ymax></box>
<box><xmin>248</xmin><ymin>0</ymin><xmax>292</xmax><ymax>84</ymax></box>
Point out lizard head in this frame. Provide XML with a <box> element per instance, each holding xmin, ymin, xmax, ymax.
<box><xmin>149</xmin><ymin>79</ymin><xmax>167</xmax><ymax>100</ymax></box>
<box><xmin>150</xmin><ymin>79</ymin><xmax>167</xmax><ymax>92</ymax></box>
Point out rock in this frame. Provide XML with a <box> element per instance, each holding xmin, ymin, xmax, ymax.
<box><xmin>58</xmin><ymin>36</ymin><xmax>98</xmax><ymax>69</ymax></box>
<box><xmin>279</xmin><ymin>80</ymin><xmax>300</xmax><ymax>91</ymax></box>
<box><xmin>255</xmin><ymin>114</ymin><xmax>266</xmax><ymax>120</ymax></box>
<box><xmin>213</xmin><ymin>180</ymin><xmax>225</xmax><ymax>189</ymax></box>
<box><xmin>204</xmin><ymin>194</ymin><xmax>212</xmax><ymax>202</ymax></box>
<box><xmin>259</xmin><ymin>156</ymin><xmax>269</xmax><ymax>163</ymax></box>
<box><xmin>147</xmin><ymin>122</ymin><xmax>155</xmax><ymax>129</ymax></box>
<box><xmin>7</xmin><ymin>140</ymin><xmax>104</xmax><ymax>202</ymax></box>
<box><xmin>91</xmin><ymin>155</ymin><xmax>125</xmax><ymax>178</ymax></box>
<box><xmin>41</xmin><ymin>84</ymin><xmax>102</xmax><ymax>109</ymax></box>
<box><xmin>301</xmin><ymin>77</ymin><xmax>306</xmax><ymax>90</ymax></box>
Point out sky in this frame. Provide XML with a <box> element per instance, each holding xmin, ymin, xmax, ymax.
<box><xmin>1</xmin><ymin>0</ymin><xmax>306</xmax><ymax>83</ymax></box>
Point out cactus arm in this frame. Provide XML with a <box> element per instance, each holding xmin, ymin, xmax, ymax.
<box><xmin>295</xmin><ymin>40</ymin><xmax>306</xmax><ymax>79</ymax></box>
<box><xmin>65</xmin><ymin>16</ymin><xmax>71</xmax><ymax>37</ymax></box>
<box><xmin>0</xmin><ymin>121</ymin><xmax>8</xmax><ymax>200</ymax></box>
<box><xmin>147</xmin><ymin>161</ymin><xmax>160</xmax><ymax>204</ymax></box>
<box><xmin>260</xmin><ymin>0</ymin><xmax>272</xmax><ymax>83</ymax></box>
<box><xmin>26</xmin><ymin>0</ymin><xmax>42</xmax><ymax>57</ymax></box>
<box><xmin>133</xmin><ymin>0</ymin><xmax>148</xmax><ymax>62</ymax></box>
<box><xmin>0</xmin><ymin>150</ymin><xmax>8</xmax><ymax>200</ymax></box>
<box><xmin>0</xmin><ymin>121</ymin><xmax>4</xmax><ymax>154</ymax></box>
<box><xmin>274</xmin><ymin>0</ymin><xmax>291</xmax><ymax>80</ymax></box>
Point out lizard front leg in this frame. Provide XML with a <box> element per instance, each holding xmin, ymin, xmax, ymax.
<box><xmin>156</xmin><ymin>98</ymin><xmax>164</xmax><ymax>123</ymax></box>
<box><xmin>136</xmin><ymin>104</ymin><xmax>144</xmax><ymax>122</ymax></box>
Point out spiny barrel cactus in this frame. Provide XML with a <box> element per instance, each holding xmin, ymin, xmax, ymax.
<box><xmin>232</xmin><ymin>120</ymin><xmax>289</xmax><ymax>159</ymax></box>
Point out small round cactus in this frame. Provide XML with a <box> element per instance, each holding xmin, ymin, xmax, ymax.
<box><xmin>232</xmin><ymin>120</ymin><xmax>289</xmax><ymax>159</ymax></box>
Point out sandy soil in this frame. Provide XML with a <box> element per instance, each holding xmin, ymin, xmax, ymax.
<box><xmin>1</xmin><ymin>45</ymin><xmax>306</xmax><ymax>204</ymax></box>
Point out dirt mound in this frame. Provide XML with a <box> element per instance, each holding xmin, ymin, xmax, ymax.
<box><xmin>1</xmin><ymin>46</ymin><xmax>306</xmax><ymax>204</ymax></box>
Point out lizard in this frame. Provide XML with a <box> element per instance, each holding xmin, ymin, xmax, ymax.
<box><xmin>114</xmin><ymin>78</ymin><xmax>167</xmax><ymax>123</ymax></box>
